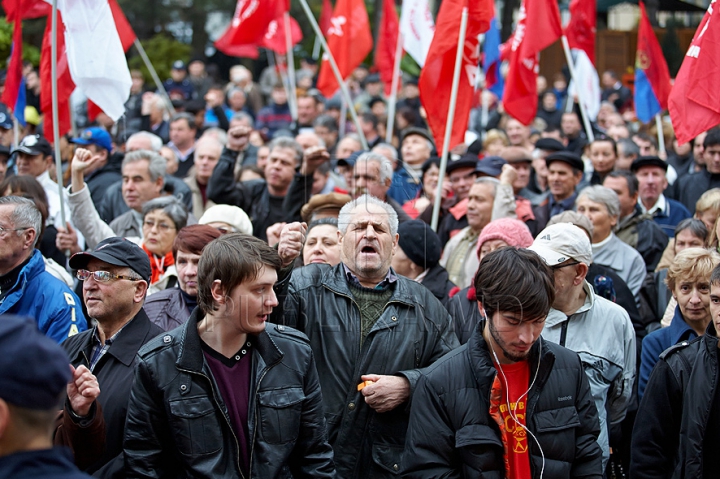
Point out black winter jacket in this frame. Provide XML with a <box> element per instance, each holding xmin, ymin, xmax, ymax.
<box><xmin>123</xmin><ymin>308</ymin><xmax>336</xmax><ymax>479</ymax></box>
<box><xmin>62</xmin><ymin>309</ymin><xmax>163</xmax><ymax>476</ymax></box>
<box><xmin>403</xmin><ymin>322</ymin><xmax>604</xmax><ymax>478</ymax></box>
<box><xmin>630</xmin><ymin>321</ymin><xmax>720</xmax><ymax>478</ymax></box>
<box><xmin>206</xmin><ymin>147</ymin><xmax>313</xmax><ymax>241</ymax></box>
<box><xmin>419</xmin><ymin>263</ymin><xmax>456</xmax><ymax>306</ymax></box>
<box><xmin>272</xmin><ymin>263</ymin><xmax>459</xmax><ymax>478</ymax></box>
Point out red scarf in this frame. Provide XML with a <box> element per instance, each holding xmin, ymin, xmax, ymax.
<box><xmin>142</xmin><ymin>244</ymin><xmax>175</xmax><ymax>284</ymax></box>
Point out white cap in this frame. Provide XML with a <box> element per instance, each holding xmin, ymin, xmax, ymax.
<box><xmin>199</xmin><ymin>205</ymin><xmax>253</xmax><ymax>235</ymax></box>
<box><xmin>529</xmin><ymin>223</ymin><xmax>593</xmax><ymax>266</ymax></box>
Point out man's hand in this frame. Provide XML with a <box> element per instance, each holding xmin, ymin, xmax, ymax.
<box><xmin>300</xmin><ymin>146</ymin><xmax>330</xmax><ymax>175</ymax></box>
<box><xmin>67</xmin><ymin>365</ymin><xmax>100</xmax><ymax>418</ymax></box>
<box><xmin>266</xmin><ymin>222</ymin><xmax>285</xmax><ymax>248</ymax></box>
<box><xmin>227</xmin><ymin>125</ymin><xmax>252</xmax><ymax>152</ymax></box>
<box><xmin>70</xmin><ymin>147</ymin><xmax>102</xmax><ymax>194</ymax></box>
<box><xmin>140</xmin><ymin>91</ymin><xmax>156</xmax><ymax>116</ymax></box>
<box><xmin>277</xmin><ymin>222</ymin><xmax>307</xmax><ymax>267</ymax></box>
<box><xmin>499</xmin><ymin>163</ymin><xmax>518</xmax><ymax>187</ymax></box>
<box><xmin>56</xmin><ymin>222</ymin><xmax>82</xmax><ymax>255</ymax></box>
<box><xmin>360</xmin><ymin>374</ymin><xmax>411</xmax><ymax>413</ymax></box>
<box><xmin>205</xmin><ymin>90</ymin><xmax>224</xmax><ymax>109</ymax></box>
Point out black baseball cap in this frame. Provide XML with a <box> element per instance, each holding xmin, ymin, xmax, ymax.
<box><xmin>476</xmin><ymin>155</ymin><xmax>507</xmax><ymax>177</ymax></box>
<box><xmin>70</xmin><ymin>237</ymin><xmax>152</xmax><ymax>283</ymax></box>
<box><xmin>12</xmin><ymin>134</ymin><xmax>53</xmax><ymax>157</ymax></box>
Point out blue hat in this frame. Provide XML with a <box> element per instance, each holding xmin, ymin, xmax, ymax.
<box><xmin>337</xmin><ymin>149</ymin><xmax>368</xmax><ymax>168</ymax></box>
<box><xmin>0</xmin><ymin>315</ymin><xmax>71</xmax><ymax>410</ymax></box>
<box><xmin>71</xmin><ymin>127</ymin><xmax>113</xmax><ymax>152</ymax></box>
<box><xmin>0</xmin><ymin>103</ymin><xmax>13</xmax><ymax>130</ymax></box>
<box><xmin>475</xmin><ymin>155</ymin><xmax>507</xmax><ymax>178</ymax></box>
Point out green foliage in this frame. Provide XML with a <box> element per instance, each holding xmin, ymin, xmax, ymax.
<box><xmin>0</xmin><ymin>17</ymin><xmax>41</xmax><ymax>68</ymax></box>
<box><xmin>127</xmin><ymin>33</ymin><xmax>192</xmax><ymax>81</ymax></box>
<box><xmin>660</xmin><ymin>20</ymin><xmax>683</xmax><ymax>77</ymax></box>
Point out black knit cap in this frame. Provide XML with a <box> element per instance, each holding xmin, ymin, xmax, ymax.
<box><xmin>397</xmin><ymin>220</ymin><xmax>442</xmax><ymax>269</ymax></box>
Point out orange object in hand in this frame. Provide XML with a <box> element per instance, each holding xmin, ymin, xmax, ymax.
<box><xmin>357</xmin><ymin>380</ymin><xmax>374</xmax><ymax>391</ymax></box>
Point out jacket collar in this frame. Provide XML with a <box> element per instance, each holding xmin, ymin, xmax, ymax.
<box><xmin>668</xmin><ymin>306</ymin><xmax>700</xmax><ymax>344</ymax></box>
<box><xmin>325</xmin><ymin>263</ymin><xmax>416</xmax><ymax>306</ymax></box>
<box><xmin>545</xmin><ymin>281</ymin><xmax>594</xmax><ymax>327</ymax></box>
<box><xmin>177</xmin><ymin>307</ymin><xmax>283</xmax><ymax>373</ymax></box>
<box><xmin>105</xmin><ymin>309</ymin><xmax>155</xmax><ymax>367</ymax></box>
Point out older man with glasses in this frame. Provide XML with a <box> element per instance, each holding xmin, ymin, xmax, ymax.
<box><xmin>61</xmin><ymin>237</ymin><xmax>163</xmax><ymax>476</ymax></box>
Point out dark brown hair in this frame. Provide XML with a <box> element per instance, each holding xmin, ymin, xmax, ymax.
<box><xmin>474</xmin><ymin>247</ymin><xmax>555</xmax><ymax>321</ymax></box>
<box><xmin>197</xmin><ymin>233</ymin><xmax>282</xmax><ymax>314</ymax></box>
<box><xmin>172</xmin><ymin>224</ymin><xmax>223</xmax><ymax>259</ymax></box>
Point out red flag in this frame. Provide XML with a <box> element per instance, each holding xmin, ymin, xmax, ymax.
<box><xmin>215</xmin><ymin>0</ymin><xmax>285</xmax><ymax>57</ymax></box>
<box><xmin>40</xmin><ymin>11</ymin><xmax>75</xmax><ymax>141</ymax></box>
<box><xmin>419</xmin><ymin>0</ymin><xmax>492</xmax><ymax>153</ymax></box>
<box><xmin>260</xmin><ymin>14</ymin><xmax>303</xmax><ymax>54</ymax></box>
<box><xmin>1</xmin><ymin>0</ymin><xmax>23</xmax><ymax>109</ymax></box>
<box><xmin>3</xmin><ymin>0</ymin><xmax>50</xmax><ymax>21</ymax></box>
<box><xmin>376</xmin><ymin>0</ymin><xmax>400</xmax><ymax>97</ymax></box>
<box><xmin>108</xmin><ymin>0</ymin><xmax>137</xmax><ymax>53</ymax></box>
<box><xmin>669</xmin><ymin>2</ymin><xmax>720</xmax><ymax>143</ymax></box>
<box><xmin>320</xmin><ymin>0</ymin><xmax>333</xmax><ymax>34</ymax></box>
<box><xmin>502</xmin><ymin>0</ymin><xmax>562</xmax><ymax>125</ymax></box>
<box><xmin>565</xmin><ymin>0</ymin><xmax>596</xmax><ymax>64</ymax></box>
<box><xmin>316</xmin><ymin>0</ymin><xmax>373</xmax><ymax>98</ymax></box>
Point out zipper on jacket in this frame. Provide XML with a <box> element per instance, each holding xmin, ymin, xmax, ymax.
<box><xmin>559</xmin><ymin>317</ymin><xmax>570</xmax><ymax>347</ymax></box>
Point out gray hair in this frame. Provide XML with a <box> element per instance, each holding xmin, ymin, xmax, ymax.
<box><xmin>127</xmin><ymin>131</ymin><xmax>163</xmax><ymax>152</ymax></box>
<box><xmin>142</xmin><ymin>196</ymin><xmax>188</xmax><ymax>230</ymax></box>
<box><xmin>578</xmin><ymin>185</ymin><xmax>621</xmax><ymax>218</ymax></box>
<box><xmin>199</xmin><ymin>128</ymin><xmax>228</xmax><ymax>146</ymax></box>
<box><xmin>123</xmin><ymin>150</ymin><xmax>167</xmax><ymax>184</ymax></box>
<box><xmin>231</xmin><ymin>111</ymin><xmax>255</xmax><ymax>129</ymax></box>
<box><xmin>0</xmin><ymin>196</ymin><xmax>42</xmax><ymax>247</ymax></box>
<box><xmin>675</xmin><ymin>218</ymin><xmax>708</xmax><ymax>242</ymax></box>
<box><xmin>268</xmin><ymin>137</ymin><xmax>304</xmax><ymax>164</ymax></box>
<box><xmin>372</xmin><ymin>142</ymin><xmax>398</xmax><ymax>162</ymax></box>
<box><xmin>341</xmin><ymin>133</ymin><xmax>363</xmax><ymax>147</ymax></box>
<box><xmin>474</xmin><ymin>176</ymin><xmax>500</xmax><ymax>197</ymax></box>
<box><xmin>617</xmin><ymin>138</ymin><xmax>640</xmax><ymax>157</ymax></box>
<box><xmin>338</xmin><ymin>194</ymin><xmax>399</xmax><ymax>237</ymax></box>
<box><xmin>356</xmin><ymin>152</ymin><xmax>394</xmax><ymax>183</ymax></box>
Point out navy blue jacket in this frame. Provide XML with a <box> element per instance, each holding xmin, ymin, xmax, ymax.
<box><xmin>0</xmin><ymin>448</ymin><xmax>92</xmax><ymax>478</ymax></box>
<box><xmin>647</xmin><ymin>197</ymin><xmax>691</xmax><ymax>238</ymax></box>
<box><xmin>387</xmin><ymin>166</ymin><xmax>422</xmax><ymax>206</ymax></box>
<box><xmin>638</xmin><ymin>306</ymin><xmax>697</xmax><ymax>399</ymax></box>
<box><xmin>0</xmin><ymin>249</ymin><xmax>86</xmax><ymax>343</ymax></box>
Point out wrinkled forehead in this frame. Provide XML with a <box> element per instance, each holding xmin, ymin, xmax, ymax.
<box><xmin>347</xmin><ymin>204</ymin><xmax>391</xmax><ymax>229</ymax></box>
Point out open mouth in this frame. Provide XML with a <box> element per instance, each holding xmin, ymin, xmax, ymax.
<box><xmin>361</xmin><ymin>245</ymin><xmax>377</xmax><ymax>255</ymax></box>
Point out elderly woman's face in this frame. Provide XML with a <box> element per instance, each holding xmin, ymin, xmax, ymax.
<box><xmin>576</xmin><ymin>196</ymin><xmax>617</xmax><ymax>243</ymax></box>
<box><xmin>143</xmin><ymin>210</ymin><xmax>177</xmax><ymax>257</ymax></box>
<box><xmin>303</xmin><ymin>224</ymin><xmax>341</xmax><ymax>266</ymax></box>
<box><xmin>673</xmin><ymin>277</ymin><xmax>711</xmax><ymax>325</ymax></box>
<box><xmin>478</xmin><ymin>239</ymin><xmax>509</xmax><ymax>262</ymax></box>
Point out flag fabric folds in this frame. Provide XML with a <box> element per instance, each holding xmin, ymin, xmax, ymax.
<box><xmin>108</xmin><ymin>0</ymin><xmax>136</xmax><ymax>52</ymax></box>
<box><xmin>261</xmin><ymin>15</ymin><xmax>303</xmax><ymax>54</ymax></box>
<box><xmin>376</xmin><ymin>0</ymin><xmax>400</xmax><ymax>97</ymax></box>
<box><xmin>399</xmin><ymin>0</ymin><xmax>435</xmax><ymax>67</ymax></box>
<box><xmin>502</xmin><ymin>0</ymin><xmax>562</xmax><ymax>125</ymax></box>
<box><xmin>635</xmin><ymin>2</ymin><xmax>672</xmax><ymax>124</ymax></box>
<box><xmin>483</xmin><ymin>16</ymin><xmax>504</xmax><ymax>98</ymax></box>
<box><xmin>669</xmin><ymin>0</ymin><xmax>720</xmax><ymax>143</ymax></box>
<box><xmin>215</xmin><ymin>0</ymin><xmax>284</xmax><ymax>58</ymax></box>
<box><xmin>419</xmin><ymin>0</ymin><xmax>492</xmax><ymax>153</ymax></box>
<box><xmin>567</xmin><ymin>49</ymin><xmax>601</xmax><ymax>120</ymax></box>
<box><xmin>40</xmin><ymin>10</ymin><xmax>75</xmax><ymax>140</ymax></box>
<box><xmin>316</xmin><ymin>0</ymin><xmax>373</xmax><ymax>98</ymax></box>
<box><xmin>320</xmin><ymin>0</ymin><xmax>333</xmax><ymax>35</ymax></box>
<box><xmin>46</xmin><ymin>0</ymin><xmax>132</xmax><ymax>122</ymax></box>
<box><xmin>1</xmin><ymin>4</ymin><xmax>24</xmax><ymax>114</ymax></box>
<box><xmin>565</xmin><ymin>0</ymin><xmax>596</xmax><ymax>64</ymax></box>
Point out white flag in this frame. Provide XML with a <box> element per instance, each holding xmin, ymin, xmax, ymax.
<box><xmin>45</xmin><ymin>0</ymin><xmax>131</xmax><ymax>121</ymax></box>
<box><xmin>567</xmin><ymin>49</ymin><xmax>601</xmax><ymax>121</ymax></box>
<box><xmin>400</xmin><ymin>0</ymin><xmax>435</xmax><ymax>67</ymax></box>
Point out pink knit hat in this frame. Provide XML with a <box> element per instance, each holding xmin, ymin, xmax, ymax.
<box><xmin>476</xmin><ymin>218</ymin><xmax>534</xmax><ymax>257</ymax></box>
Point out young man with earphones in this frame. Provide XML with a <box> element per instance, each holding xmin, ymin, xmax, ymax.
<box><xmin>403</xmin><ymin>247</ymin><xmax>603</xmax><ymax>478</ymax></box>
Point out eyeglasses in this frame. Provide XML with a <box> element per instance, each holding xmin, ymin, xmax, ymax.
<box><xmin>0</xmin><ymin>225</ymin><xmax>30</xmax><ymax>235</ymax></box>
<box><xmin>551</xmin><ymin>261</ymin><xmax>581</xmax><ymax>270</ymax></box>
<box><xmin>143</xmin><ymin>220</ymin><xmax>176</xmax><ymax>232</ymax></box>
<box><xmin>76</xmin><ymin>269</ymin><xmax>141</xmax><ymax>282</ymax></box>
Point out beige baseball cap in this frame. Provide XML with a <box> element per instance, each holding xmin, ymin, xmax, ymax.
<box><xmin>529</xmin><ymin>223</ymin><xmax>593</xmax><ymax>266</ymax></box>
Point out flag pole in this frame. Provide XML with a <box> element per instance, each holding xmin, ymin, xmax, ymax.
<box><xmin>297</xmin><ymin>0</ymin><xmax>368</xmax><ymax>149</ymax></box>
<box><xmin>312</xmin><ymin>37</ymin><xmax>321</xmax><ymax>60</ymax></box>
<box><xmin>431</xmin><ymin>7</ymin><xmax>468</xmax><ymax>232</ymax></box>
<box><xmin>284</xmin><ymin>12</ymin><xmax>298</xmax><ymax>122</ymax></box>
<box><xmin>12</xmin><ymin>118</ymin><xmax>19</xmax><ymax>149</ymax></box>
<box><xmin>50</xmin><ymin>0</ymin><xmax>67</xmax><ymax>229</ymax></box>
<box><xmin>133</xmin><ymin>39</ymin><xmax>176</xmax><ymax>115</ymax></box>
<box><xmin>480</xmin><ymin>88</ymin><xmax>489</xmax><ymax>141</ymax></box>
<box><xmin>655</xmin><ymin>113</ymin><xmax>666</xmax><ymax>157</ymax></box>
<box><xmin>560</xmin><ymin>36</ymin><xmax>594</xmax><ymax>143</ymax></box>
<box><xmin>339</xmin><ymin>88</ymin><xmax>348</xmax><ymax>138</ymax></box>
<box><xmin>385</xmin><ymin>32</ymin><xmax>403</xmax><ymax>144</ymax></box>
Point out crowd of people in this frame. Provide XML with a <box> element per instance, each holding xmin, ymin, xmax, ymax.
<box><xmin>1</xmin><ymin>55</ymin><xmax>720</xmax><ymax>478</ymax></box>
